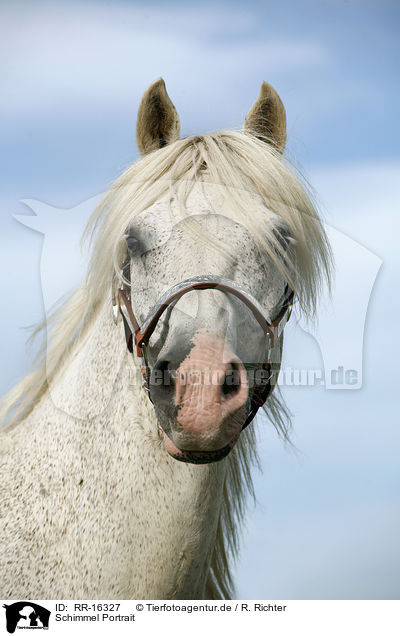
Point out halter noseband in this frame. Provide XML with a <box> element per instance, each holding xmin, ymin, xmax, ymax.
<box><xmin>114</xmin><ymin>269</ymin><xmax>293</xmax><ymax>463</ymax></box>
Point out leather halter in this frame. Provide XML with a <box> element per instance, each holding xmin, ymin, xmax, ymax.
<box><xmin>114</xmin><ymin>268</ymin><xmax>293</xmax><ymax>463</ymax></box>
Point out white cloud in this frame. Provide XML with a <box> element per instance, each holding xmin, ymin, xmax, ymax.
<box><xmin>0</xmin><ymin>2</ymin><xmax>329</xmax><ymax>121</ymax></box>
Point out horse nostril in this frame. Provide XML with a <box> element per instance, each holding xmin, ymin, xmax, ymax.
<box><xmin>221</xmin><ymin>362</ymin><xmax>241</xmax><ymax>398</ymax></box>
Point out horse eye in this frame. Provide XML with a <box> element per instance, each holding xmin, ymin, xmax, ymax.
<box><xmin>126</xmin><ymin>236</ymin><xmax>140</xmax><ymax>256</ymax></box>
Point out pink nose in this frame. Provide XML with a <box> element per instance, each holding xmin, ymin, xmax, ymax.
<box><xmin>174</xmin><ymin>331</ymin><xmax>248</xmax><ymax>449</ymax></box>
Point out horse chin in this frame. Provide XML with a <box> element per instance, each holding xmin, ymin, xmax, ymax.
<box><xmin>159</xmin><ymin>428</ymin><xmax>240</xmax><ymax>464</ymax></box>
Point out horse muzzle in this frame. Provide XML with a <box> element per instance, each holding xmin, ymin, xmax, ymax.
<box><xmin>153</xmin><ymin>331</ymin><xmax>248</xmax><ymax>463</ymax></box>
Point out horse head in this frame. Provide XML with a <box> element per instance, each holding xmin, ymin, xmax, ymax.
<box><xmin>88</xmin><ymin>78</ymin><xmax>330</xmax><ymax>464</ymax></box>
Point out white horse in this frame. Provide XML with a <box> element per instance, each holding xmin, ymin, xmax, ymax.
<box><xmin>0</xmin><ymin>79</ymin><xmax>331</xmax><ymax>599</ymax></box>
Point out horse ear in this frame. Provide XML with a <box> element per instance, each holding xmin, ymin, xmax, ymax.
<box><xmin>243</xmin><ymin>81</ymin><xmax>287</xmax><ymax>153</ymax></box>
<box><xmin>136</xmin><ymin>78</ymin><xmax>180</xmax><ymax>155</ymax></box>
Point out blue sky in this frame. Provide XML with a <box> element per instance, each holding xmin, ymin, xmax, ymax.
<box><xmin>0</xmin><ymin>0</ymin><xmax>399</xmax><ymax>599</ymax></box>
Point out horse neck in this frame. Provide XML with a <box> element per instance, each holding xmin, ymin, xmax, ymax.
<box><xmin>40</xmin><ymin>302</ymin><xmax>227</xmax><ymax>598</ymax></box>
